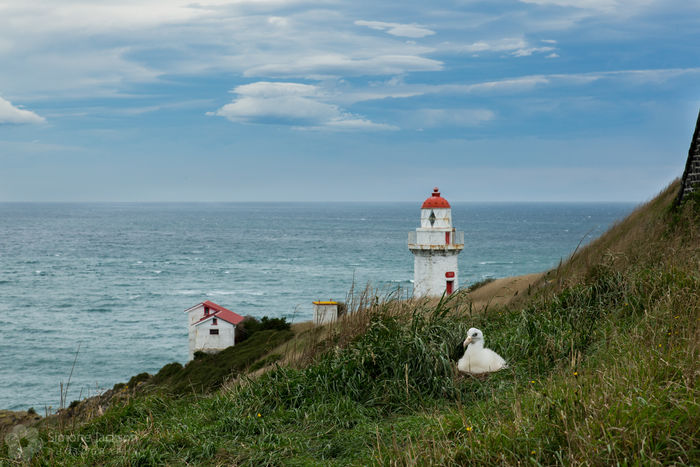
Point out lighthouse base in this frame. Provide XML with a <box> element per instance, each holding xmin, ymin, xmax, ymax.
<box><xmin>412</xmin><ymin>250</ymin><xmax>459</xmax><ymax>298</ymax></box>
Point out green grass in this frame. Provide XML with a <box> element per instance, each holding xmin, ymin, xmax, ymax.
<box><xmin>5</xmin><ymin>181</ymin><xmax>699</xmax><ymax>466</ymax></box>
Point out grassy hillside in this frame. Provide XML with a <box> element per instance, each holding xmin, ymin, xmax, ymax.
<box><xmin>3</xmin><ymin>181</ymin><xmax>698</xmax><ymax>465</ymax></box>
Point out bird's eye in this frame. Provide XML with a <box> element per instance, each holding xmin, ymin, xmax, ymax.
<box><xmin>472</xmin><ymin>332</ymin><xmax>478</xmax><ymax>337</ymax></box>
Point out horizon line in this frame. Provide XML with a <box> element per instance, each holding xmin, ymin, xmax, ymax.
<box><xmin>0</xmin><ymin>199</ymin><xmax>642</xmax><ymax>204</ymax></box>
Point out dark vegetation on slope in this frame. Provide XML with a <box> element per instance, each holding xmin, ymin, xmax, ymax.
<box><xmin>2</xmin><ymin>181</ymin><xmax>698</xmax><ymax>466</ymax></box>
<box><xmin>151</xmin><ymin>329</ymin><xmax>293</xmax><ymax>396</ymax></box>
<box><xmin>235</xmin><ymin>315</ymin><xmax>292</xmax><ymax>343</ymax></box>
<box><xmin>118</xmin><ymin>318</ymin><xmax>294</xmax><ymax>397</ymax></box>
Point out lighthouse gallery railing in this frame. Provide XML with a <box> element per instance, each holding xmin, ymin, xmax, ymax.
<box><xmin>408</xmin><ymin>230</ymin><xmax>464</xmax><ymax>247</ymax></box>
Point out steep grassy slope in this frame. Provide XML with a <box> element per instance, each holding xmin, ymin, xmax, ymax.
<box><xmin>145</xmin><ymin>328</ymin><xmax>293</xmax><ymax>397</ymax></box>
<box><xmin>3</xmin><ymin>181</ymin><xmax>698</xmax><ymax>465</ymax></box>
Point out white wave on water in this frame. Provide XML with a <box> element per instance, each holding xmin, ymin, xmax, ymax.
<box><xmin>153</xmin><ymin>270</ymin><xmax>162</xmax><ymax>274</ymax></box>
<box><xmin>244</xmin><ymin>291</ymin><xmax>265</xmax><ymax>296</ymax></box>
<box><xmin>176</xmin><ymin>290</ymin><xmax>200</xmax><ymax>295</ymax></box>
<box><xmin>206</xmin><ymin>290</ymin><xmax>236</xmax><ymax>296</ymax></box>
<box><xmin>478</xmin><ymin>261</ymin><xmax>515</xmax><ymax>265</ymax></box>
<box><xmin>206</xmin><ymin>290</ymin><xmax>265</xmax><ymax>297</ymax></box>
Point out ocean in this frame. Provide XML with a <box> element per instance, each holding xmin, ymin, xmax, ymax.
<box><xmin>0</xmin><ymin>202</ymin><xmax>634</xmax><ymax>411</ymax></box>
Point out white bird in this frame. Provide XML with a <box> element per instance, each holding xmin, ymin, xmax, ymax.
<box><xmin>457</xmin><ymin>327</ymin><xmax>507</xmax><ymax>374</ymax></box>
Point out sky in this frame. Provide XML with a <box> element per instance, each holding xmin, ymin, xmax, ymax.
<box><xmin>0</xmin><ymin>0</ymin><xmax>699</xmax><ymax>202</ymax></box>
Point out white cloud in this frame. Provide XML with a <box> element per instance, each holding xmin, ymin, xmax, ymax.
<box><xmin>444</xmin><ymin>37</ymin><xmax>555</xmax><ymax>57</ymax></box>
<box><xmin>517</xmin><ymin>0</ymin><xmax>654</xmax><ymax>13</ymax></box>
<box><xmin>0</xmin><ymin>0</ymin><xmax>308</xmax><ymax>35</ymax></box>
<box><xmin>0</xmin><ymin>46</ymin><xmax>161</xmax><ymax>101</ymax></box>
<box><xmin>304</xmin><ymin>66</ymin><xmax>700</xmax><ymax>114</ymax></box>
<box><xmin>330</xmin><ymin>75</ymin><xmax>551</xmax><ymax>105</ymax></box>
<box><xmin>414</xmin><ymin>108</ymin><xmax>495</xmax><ymax>127</ymax></box>
<box><xmin>321</xmin><ymin>117</ymin><xmax>397</xmax><ymax>131</ymax></box>
<box><xmin>538</xmin><ymin>67</ymin><xmax>700</xmax><ymax>86</ymax></box>
<box><xmin>0</xmin><ymin>1</ymin><xmax>442</xmax><ymax>98</ymax></box>
<box><xmin>230</xmin><ymin>81</ymin><xmax>320</xmax><ymax>99</ymax></box>
<box><xmin>352</xmin><ymin>67</ymin><xmax>700</xmax><ymax>101</ymax></box>
<box><xmin>267</xmin><ymin>16</ymin><xmax>289</xmax><ymax>27</ymax></box>
<box><xmin>451</xmin><ymin>38</ymin><xmax>528</xmax><ymax>53</ymax></box>
<box><xmin>211</xmin><ymin>81</ymin><xmax>395</xmax><ymax>130</ymax></box>
<box><xmin>600</xmin><ymin>67</ymin><xmax>700</xmax><ymax>84</ymax></box>
<box><xmin>440</xmin><ymin>76</ymin><xmax>552</xmax><ymax>94</ymax></box>
<box><xmin>355</xmin><ymin>20</ymin><xmax>435</xmax><ymax>38</ymax></box>
<box><xmin>0</xmin><ymin>96</ymin><xmax>45</xmax><ymax>124</ymax></box>
<box><xmin>244</xmin><ymin>54</ymin><xmax>442</xmax><ymax>78</ymax></box>
<box><xmin>511</xmin><ymin>46</ymin><xmax>556</xmax><ymax>57</ymax></box>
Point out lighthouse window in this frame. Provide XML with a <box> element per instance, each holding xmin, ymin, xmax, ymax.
<box><xmin>212</xmin><ymin>318</ymin><xmax>218</xmax><ymax>325</ymax></box>
<box><xmin>429</xmin><ymin>210</ymin><xmax>436</xmax><ymax>226</ymax></box>
<box><xmin>210</xmin><ymin>329</ymin><xmax>219</xmax><ymax>335</ymax></box>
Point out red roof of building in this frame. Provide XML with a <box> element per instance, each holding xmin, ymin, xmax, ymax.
<box><xmin>421</xmin><ymin>187</ymin><xmax>451</xmax><ymax>209</ymax></box>
<box><xmin>189</xmin><ymin>300</ymin><xmax>245</xmax><ymax>326</ymax></box>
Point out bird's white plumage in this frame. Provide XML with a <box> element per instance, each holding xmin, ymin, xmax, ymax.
<box><xmin>457</xmin><ymin>327</ymin><xmax>507</xmax><ymax>374</ymax></box>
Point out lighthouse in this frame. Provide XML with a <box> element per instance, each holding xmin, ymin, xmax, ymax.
<box><xmin>408</xmin><ymin>187</ymin><xmax>464</xmax><ymax>297</ymax></box>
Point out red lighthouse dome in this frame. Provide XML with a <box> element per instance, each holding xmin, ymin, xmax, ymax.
<box><xmin>421</xmin><ymin>187</ymin><xmax>451</xmax><ymax>209</ymax></box>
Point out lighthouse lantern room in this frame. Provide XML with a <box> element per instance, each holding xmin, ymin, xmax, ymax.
<box><xmin>408</xmin><ymin>188</ymin><xmax>464</xmax><ymax>297</ymax></box>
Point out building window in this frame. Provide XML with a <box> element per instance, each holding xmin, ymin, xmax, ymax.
<box><xmin>210</xmin><ymin>329</ymin><xmax>219</xmax><ymax>335</ymax></box>
<box><xmin>212</xmin><ymin>318</ymin><xmax>218</xmax><ymax>325</ymax></box>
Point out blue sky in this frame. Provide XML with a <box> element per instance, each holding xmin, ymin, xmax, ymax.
<box><xmin>0</xmin><ymin>0</ymin><xmax>698</xmax><ymax>202</ymax></box>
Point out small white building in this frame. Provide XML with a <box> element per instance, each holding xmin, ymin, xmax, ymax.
<box><xmin>184</xmin><ymin>300</ymin><xmax>244</xmax><ymax>360</ymax></box>
<box><xmin>313</xmin><ymin>300</ymin><xmax>339</xmax><ymax>325</ymax></box>
<box><xmin>408</xmin><ymin>187</ymin><xmax>464</xmax><ymax>297</ymax></box>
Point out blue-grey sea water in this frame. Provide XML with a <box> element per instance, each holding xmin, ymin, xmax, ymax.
<box><xmin>0</xmin><ymin>202</ymin><xmax>634</xmax><ymax>411</ymax></box>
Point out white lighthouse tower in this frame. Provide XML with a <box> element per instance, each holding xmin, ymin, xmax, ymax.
<box><xmin>408</xmin><ymin>187</ymin><xmax>464</xmax><ymax>297</ymax></box>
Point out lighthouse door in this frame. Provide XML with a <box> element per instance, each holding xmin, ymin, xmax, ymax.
<box><xmin>446</xmin><ymin>280</ymin><xmax>454</xmax><ymax>295</ymax></box>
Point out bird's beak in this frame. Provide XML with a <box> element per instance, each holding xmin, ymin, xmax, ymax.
<box><xmin>463</xmin><ymin>336</ymin><xmax>472</xmax><ymax>347</ymax></box>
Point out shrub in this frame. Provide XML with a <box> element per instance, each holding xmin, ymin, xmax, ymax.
<box><xmin>150</xmin><ymin>362</ymin><xmax>183</xmax><ymax>386</ymax></box>
<box><xmin>127</xmin><ymin>372</ymin><xmax>150</xmax><ymax>387</ymax></box>
<box><xmin>236</xmin><ymin>315</ymin><xmax>291</xmax><ymax>343</ymax></box>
